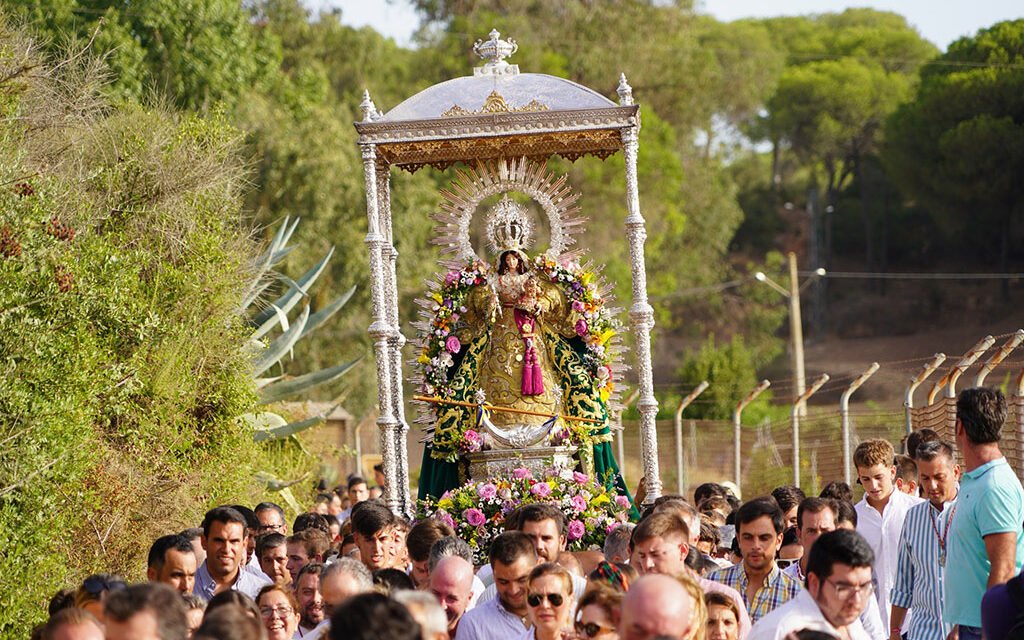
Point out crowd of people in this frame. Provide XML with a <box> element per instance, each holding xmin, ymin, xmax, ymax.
<box><xmin>35</xmin><ymin>388</ymin><xmax>1024</xmax><ymax>640</ymax></box>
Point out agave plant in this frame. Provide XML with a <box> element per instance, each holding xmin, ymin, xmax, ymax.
<box><xmin>237</xmin><ymin>217</ymin><xmax>361</xmax><ymax>444</ymax></box>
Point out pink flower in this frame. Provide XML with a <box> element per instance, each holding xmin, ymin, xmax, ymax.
<box><xmin>531</xmin><ymin>482</ymin><xmax>552</xmax><ymax>497</ymax></box>
<box><xmin>571</xmin><ymin>495</ymin><xmax>587</xmax><ymax>513</ymax></box>
<box><xmin>464</xmin><ymin>508</ymin><xmax>486</xmax><ymax>527</ymax></box>
<box><xmin>606</xmin><ymin>522</ymin><xmax>620</xmax><ymax>535</ymax></box>
<box><xmin>477</xmin><ymin>483</ymin><xmax>497</xmax><ymax>500</ymax></box>
<box><xmin>574</xmin><ymin>319</ymin><xmax>588</xmax><ymax>337</ymax></box>
<box><xmin>512</xmin><ymin>467</ymin><xmax>532</xmax><ymax>480</ymax></box>
<box><xmin>615</xmin><ymin>495</ymin><xmax>631</xmax><ymax>509</ymax></box>
<box><xmin>437</xmin><ymin>512</ymin><xmax>455</xmax><ymax>529</ymax></box>
<box><xmin>573</xmin><ymin>471</ymin><xmax>589</xmax><ymax>485</ymax></box>
<box><xmin>567</xmin><ymin>519</ymin><xmax>586</xmax><ymax>541</ymax></box>
<box><xmin>445</xmin><ymin>335</ymin><xmax>461</xmax><ymax>354</ymax></box>
<box><xmin>571</xmin><ymin>300</ymin><xmax>585</xmax><ymax>312</ymax></box>
<box><xmin>444</xmin><ymin>271</ymin><xmax>459</xmax><ymax>286</ymax></box>
<box><xmin>464</xmin><ymin>429</ymin><xmax>480</xmax><ymax>443</ymax></box>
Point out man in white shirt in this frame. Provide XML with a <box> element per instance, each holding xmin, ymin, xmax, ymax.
<box><xmin>749</xmin><ymin>529</ymin><xmax>875</xmax><ymax>640</ymax></box>
<box><xmin>456</xmin><ymin>532</ymin><xmax>538</xmax><ymax>640</ymax></box>
<box><xmin>853</xmin><ymin>438</ymin><xmax>922</xmax><ymax>632</ymax></box>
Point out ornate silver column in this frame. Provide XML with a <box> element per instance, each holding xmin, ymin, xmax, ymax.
<box><xmin>376</xmin><ymin>164</ymin><xmax>412</xmax><ymax>517</ymax></box>
<box><xmin>360</xmin><ymin>141</ymin><xmax>401</xmax><ymax>515</ymax></box>
<box><xmin>618</xmin><ymin>75</ymin><xmax>662</xmax><ymax>503</ymax></box>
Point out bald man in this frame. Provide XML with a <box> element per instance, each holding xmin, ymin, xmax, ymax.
<box><xmin>429</xmin><ymin>555</ymin><xmax>475</xmax><ymax>638</ymax></box>
<box><xmin>619</xmin><ymin>574</ymin><xmax>696</xmax><ymax>640</ymax></box>
<box><xmin>39</xmin><ymin>609</ymin><xmax>105</xmax><ymax>640</ymax></box>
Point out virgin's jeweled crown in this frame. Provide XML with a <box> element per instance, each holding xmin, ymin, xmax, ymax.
<box><xmin>485</xmin><ymin>194</ymin><xmax>534</xmax><ymax>254</ymax></box>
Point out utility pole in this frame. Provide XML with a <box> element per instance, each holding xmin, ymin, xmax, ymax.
<box><xmin>755</xmin><ymin>252</ymin><xmax>825</xmax><ymax>416</ymax></box>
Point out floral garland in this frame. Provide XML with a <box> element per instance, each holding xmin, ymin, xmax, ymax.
<box><xmin>415</xmin><ymin>255</ymin><xmax>619</xmax><ymax>457</ymax></box>
<box><xmin>418</xmin><ymin>466</ymin><xmax>632</xmax><ymax>565</ymax></box>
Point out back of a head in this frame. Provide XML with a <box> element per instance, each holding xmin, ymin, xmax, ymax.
<box><xmin>230</xmin><ymin>504</ymin><xmax>260</xmax><ymax>532</ymax></box>
<box><xmin>622</xmin><ymin>574</ymin><xmax>697</xmax><ymax>632</ymax></box>
<box><xmin>805</xmin><ymin>529</ymin><xmax>874</xmax><ymax>583</ymax></box>
<box><xmin>329</xmin><ymin>592</ymin><xmax>422</xmax><ymax>640</ymax></box>
<box><xmin>394</xmin><ymin>590</ymin><xmax>448</xmax><ymax>639</ymax></box>
<box><xmin>833</xmin><ymin>500</ymin><xmax>857</xmax><ymax>528</ymax></box>
<box><xmin>407</xmin><ymin>518</ymin><xmax>455</xmax><ymax>563</ymax></box>
<box><xmin>350</xmin><ymin>500</ymin><xmax>395</xmax><ymax>538</ymax></box>
<box><xmin>289</xmin><ymin>528</ymin><xmax>331</xmax><ymax>559</ymax></box>
<box><xmin>193</xmin><ymin>604</ymin><xmax>266</xmax><ymax>640</ymax></box>
<box><xmin>771</xmin><ymin>485</ymin><xmax>806</xmax><ymax>514</ymax></box>
<box><xmin>374</xmin><ymin>567</ymin><xmax>416</xmax><ymax>593</ymax></box>
<box><xmin>694</xmin><ymin>482</ymin><xmax>728</xmax><ymax>507</ymax></box>
<box><xmin>293</xmin><ymin>512</ymin><xmax>332</xmax><ymax>535</ymax></box>
<box><xmin>206</xmin><ymin>590</ymin><xmax>260</xmax><ymax>619</ymax></box>
<box><xmin>894</xmin><ymin>454</ymin><xmax>917</xmax><ymax>483</ymax></box>
<box><xmin>818</xmin><ymin>481</ymin><xmax>853</xmax><ymax>503</ymax></box>
<box><xmin>104</xmin><ymin>582</ymin><xmax>188</xmax><ymax>640</ymax></box>
<box><xmin>41</xmin><ymin>608</ymin><xmax>103</xmax><ymax>640</ymax></box>
<box><xmin>603</xmin><ymin>523</ymin><xmax>635</xmax><ymax>561</ymax></box>
<box><xmin>905</xmin><ymin>428</ymin><xmax>940</xmax><ymax>457</ymax></box>
<box><xmin>957</xmin><ymin>387</ymin><xmax>1007</xmax><ymax>445</ymax></box>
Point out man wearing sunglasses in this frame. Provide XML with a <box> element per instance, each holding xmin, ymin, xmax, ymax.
<box><xmin>456</xmin><ymin>532</ymin><xmax>538</xmax><ymax>640</ymax></box>
<box><xmin>748</xmin><ymin>529</ymin><xmax>874</xmax><ymax>640</ymax></box>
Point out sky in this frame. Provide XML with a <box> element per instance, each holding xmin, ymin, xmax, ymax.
<box><xmin>310</xmin><ymin>0</ymin><xmax>1021</xmax><ymax>51</ymax></box>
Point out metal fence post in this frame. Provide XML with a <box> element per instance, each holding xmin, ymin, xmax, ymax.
<box><xmin>841</xmin><ymin>363</ymin><xmax>880</xmax><ymax>485</ymax></box>
<box><xmin>942</xmin><ymin>336</ymin><xmax>996</xmax><ymax>436</ymax></box>
<box><xmin>674</xmin><ymin>382</ymin><xmax>709</xmax><ymax>495</ymax></box>
<box><xmin>792</xmin><ymin>374</ymin><xmax>829</xmax><ymax>488</ymax></box>
<box><xmin>905</xmin><ymin>354</ymin><xmax>946</xmax><ymax>435</ymax></box>
<box><xmin>734</xmin><ymin>380</ymin><xmax>770</xmax><ymax>491</ymax></box>
<box><xmin>975</xmin><ymin>330</ymin><xmax>1024</xmax><ymax>387</ymax></box>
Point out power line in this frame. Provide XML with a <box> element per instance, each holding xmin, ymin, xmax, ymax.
<box><xmin>807</xmin><ymin>271</ymin><xmax>1024</xmax><ymax>280</ymax></box>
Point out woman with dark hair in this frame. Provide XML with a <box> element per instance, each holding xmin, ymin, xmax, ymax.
<box><xmin>329</xmin><ymin>592</ymin><xmax>421</xmax><ymax>640</ymax></box>
<box><xmin>705</xmin><ymin>591</ymin><xmax>741</xmax><ymax>640</ymax></box>
<box><xmin>576</xmin><ymin>585</ymin><xmax>621</xmax><ymax>639</ymax></box>
<box><xmin>73</xmin><ymin>574</ymin><xmax>126</xmax><ymax>622</ymax></box>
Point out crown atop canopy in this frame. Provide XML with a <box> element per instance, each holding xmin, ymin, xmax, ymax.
<box><xmin>485</xmin><ymin>195</ymin><xmax>534</xmax><ymax>254</ymax></box>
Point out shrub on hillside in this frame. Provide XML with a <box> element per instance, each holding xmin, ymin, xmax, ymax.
<box><xmin>0</xmin><ymin>18</ymin><xmax>310</xmax><ymax>630</ymax></box>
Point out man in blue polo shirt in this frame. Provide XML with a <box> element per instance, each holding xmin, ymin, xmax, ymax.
<box><xmin>944</xmin><ymin>387</ymin><xmax>1024</xmax><ymax>640</ymax></box>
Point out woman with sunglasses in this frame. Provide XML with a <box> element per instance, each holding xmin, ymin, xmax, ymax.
<box><xmin>256</xmin><ymin>583</ymin><xmax>301</xmax><ymax>640</ymax></box>
<box><xmin>525</xmin><ymin>562</ymin><xmax>575</xmax><ymax>640</ymax></box>
<box><xmin>575</xmin><ymin>585</ymin><xmax>621</xmax><ymax>639</ymax></box>
<box><xmin>74</xmin><ymin>573</ymin><xmax>127</xmax><ymax>623</ymax></box>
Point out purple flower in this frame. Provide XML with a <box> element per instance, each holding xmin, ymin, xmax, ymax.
<box><xmin>572</xmin><ymin>300</ymin><xmax>585</xmax><ymax>312</ymax></box>
<box><xmin>437</xmin><ymin>512</ymin><xmax>455</xmax><ymax>529</ymax></box>
<box><xmin>567</xmin><ymin>519</ymin><xmax>586</xmax><ymax>541</ymax></box>
<box><xmin>512</xmin><ymin>467</ymin><xmax>532</xmax><ymax>480</ymax></box>
<box><xmin>531</xmin><ymin>482</ymin><xmax>552</xmax><ymax>497</ymax></box>
<box><xmin>574</xmin><ymin>319</ymin><xmax>588</xmax><ymax>337</ymax></box>
<box><xmin>615</xmin><ymin>495</ymin><xmax>631</xmax><ymax>509</ymax></box>
<box><xmin>573</xmin><ymin>471</ymin><xmax>589</xmax><ymax>485</ymax></box>
<box><xmin>571</xmin><ymin>495</ymin><xmax>587</xmax><ymax>513</ymax></box>
<box><xmin>477</xmin><ymin>483</ymin><xmax>497</xmax><ymax>500</ymax></box>
<box><xmin>464</xmin><ymin>508</ymin><xmax>486</xmax><ymax>527</ymax></box>
<box><xmin>445</xmin><ymin>335</ymin><xmax>461</xmax><ymax>354</ymax></box>
<box><xmin>445</xmin><ymin>271</ymin><xmax>459</xmax><ymax>286</ymax></box>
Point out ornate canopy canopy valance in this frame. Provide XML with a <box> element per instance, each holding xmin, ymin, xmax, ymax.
<box><xmin>354</xmin><ymin>30</ymin><xmax>639</xmax><ymax>171</ymax></box>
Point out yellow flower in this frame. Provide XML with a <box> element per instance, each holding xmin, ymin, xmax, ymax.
<box><xmin>438</xmin><ymin>498</ymin><xmax>453</xmax><ymax>510</ymax></box>
<box><xmin>590</xmin><ymin>494</ymin><xmax>610</xmax><ymax>506</ymax></box>
<box><xmin>580</xmin><ymin>271</ymin><xmax>593</xmax><ymax>285</ymax></box>
<box><xmin>597</xmin><ymin>329</ymin><xmax>615</xmax><ymax>346</ymax></box>
<box><xmin>418</xmin><ymin>353</ymin><xmax>431</xmax><ymax>364</ymax></box>
<box><xmin>431</xmin><ymin>292</ymin><xmax>443</xmax><ymax>304</ymax></box>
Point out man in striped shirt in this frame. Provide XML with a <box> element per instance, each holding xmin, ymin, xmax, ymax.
<box><xmin>890</xmin><ymin>439</ymin><xmax>960</xmax><ymax>640</ymax></box>
<box><xmin>708</xmin><ymin>497</ymin><xmax>801</xmax><ymax>622</ymax></box>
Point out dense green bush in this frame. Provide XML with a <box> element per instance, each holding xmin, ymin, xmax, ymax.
<box><xmin>0</xmin><ymin>19</ymin><xmax>315</xmax><ymax>631</ymax></box>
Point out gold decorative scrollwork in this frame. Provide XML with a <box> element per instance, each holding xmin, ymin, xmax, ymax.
<box><xmin>441</xmin><ymin>90</ymin><xmax>550</xmax><ymax>118</ymax></box>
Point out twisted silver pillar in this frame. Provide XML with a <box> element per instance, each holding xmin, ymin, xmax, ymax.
<box><xmin>621</xmin><ymin>125</ymin><xmax>662</xmax><ymax>503</ymax></box>
<box><xmin>361</xmin><ymin>143</ymin><xmax>401</xmax><ymax>515</ymax></box>
<box><xmin>376</xmin><ymin>164</ymin><xmax>412</xmax><ymax>517</ymax></box>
